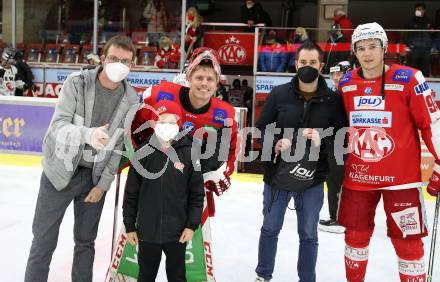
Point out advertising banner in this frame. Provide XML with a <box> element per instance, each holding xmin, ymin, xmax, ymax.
<box><xmin>44</xmin><ymin>68</ymin><xmax>78</xmax><ymax>97</ymax></box>
<box><xmin>203</xmin><ymin>32</ymin><xmax>255</xmax><ymax>66</ymax></box>
<box><xmin>0</xmin><ymin>103</ymin><xmax>55</xmax><ymax>153</ymax></box>
<box><xmin>29</xmin><ymin>67</ymin><xmax>45</xmax><ymax>96</ymax></box>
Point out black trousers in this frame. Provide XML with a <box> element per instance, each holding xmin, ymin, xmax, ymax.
<box><xmin>138</xmin><ymin>241</ymin><xmax>187</xmax><ymax>282</ymax></box>
<box><xmin>327</xmin><ymin>154</ymin><xmax>346</xmax><ymax>220</ymax></box>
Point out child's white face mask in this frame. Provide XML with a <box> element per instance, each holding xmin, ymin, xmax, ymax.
<box><xmin>155</xmin><ymin>123</ymin><xmax>179</xmax><ymax>142</ymax></box>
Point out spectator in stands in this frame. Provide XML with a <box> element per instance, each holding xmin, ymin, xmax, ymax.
<box><xmin>241</xmin><ymin>0</ymin><xmax>272</xmax><ymax>30</ymax></box>
<box><xmin>226</xmin><ymin>79</ymin><xmax>246</xmax><ymax>107</ymax></box>
<box><xmin>286</xmin><ymin>27</ymin><xmax>309</xmax><ymax>73</ymax></box>
<box><xmin>259</xmin><ymin>36</ymin><xmax>288</xmax><ymax>72</ymax></box>
<box><xmin>154</xmin><ymin>36</ymin><xmax>180</xmax><ymax>69</ymax></box>
<box><xmin>333</xmin><ymin>8</ymin><xmax>353</xmax><ymax>39</ymax></box>
<box><xmin>293</xmin><ymin>27</ymin><xmax>309</xmax><ymax>44</ymax></box>
<box><xmin>0</xmin><ymin>47</ymin><xmax>24</xmax><ymax>96</ymax></box>
<box><xmin>324</xmin><ymin>24</ymin><xmax>350</xmax><ymax>74</ymax></box>
<box><xmin>406</xmin><ymin>3</ymin><xmax>433</xmax><ymax>77</ymax></box>
<box><xmin>242</xmin><ymin>79</ymin><xmax>254</xmax><ymax>126</ymax></box>
<box><xmin>13</xmin><ymin>50</ymin><xmax>33</xmax><ymax>96</ymax></box>
<box><xmin>185</xmin><ymin>7</ymin><xmax>204</xmax><ymax>53</ymax></box>
<box><xmin>215</xmin><ymin>75</ymin><xmax>228</xmax><ymax>101</ymax></box>
<box><xmin>141</xmin><ymin>0</ymin><xmax>170</xmax><ymax>33</ymax></box>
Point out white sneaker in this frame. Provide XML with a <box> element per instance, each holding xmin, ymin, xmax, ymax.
<box><xmin>318</xmin><ymin>219</ymin><xmax>345</xmax><ymax>234</ymax></box>
<box><xmin>255</xmin><ymin>276</ymin><xmax>271</xmax><ymax>282</ymax></box>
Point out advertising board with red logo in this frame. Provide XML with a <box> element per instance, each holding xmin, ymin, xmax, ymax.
<box><xmin>203</xmin><ymin>32</ymin><xmax>255</xmax><ymax>66</ymax></box>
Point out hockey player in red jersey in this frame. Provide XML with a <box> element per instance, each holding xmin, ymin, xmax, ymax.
<box><xmin>132</xmin><ymin>47</ymin><xmax>239</xmax><ymax>216</ymax></box>
<box><xmin>338</xmin><ymin>22</ymin><xmax>440</xmax><ymax>282</ymax></box>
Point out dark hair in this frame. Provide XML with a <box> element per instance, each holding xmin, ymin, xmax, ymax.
<box><xmin>296</xmin><ymin>41</ymin><xmax>324</xmax><ymax>63</ymax></box>
<box><xmin>233</xmin><ymin>79</ymin><xmax>241</xmax><ymax>88</ymax></box>
<box><xmin>415</xmin><ymin>3</ymin><xmax>426</xmax><ymax>9</ymax></box>
<box><xmin>103</xmin><ymin>35</ymin><xmax>136</xmax><ymax>60</ymax></box>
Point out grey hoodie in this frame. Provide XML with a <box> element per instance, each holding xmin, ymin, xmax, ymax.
<box><xmin>42</xmin><ymin>66</ymin><xmax>139</xmax><ymax>191</ymax></box>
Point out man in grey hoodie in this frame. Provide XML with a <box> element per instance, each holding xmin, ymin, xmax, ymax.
<box><xmin>25</xmin><ymin>35</ymin><xmax>139</xmax><ymax>282</ymax></box>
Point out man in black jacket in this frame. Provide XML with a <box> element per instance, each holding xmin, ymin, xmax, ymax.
<box><xmin>123</xmin><ymin>100</ymin><xmax>204</xmax><ymax>282</ymax></box>
<box><xmin>254</xmin><ymin>41</ymin><xmax>347</xmax><ymax>282</ymax></box>
<box><xmin>241</xmin><ymin>0</ymin><xmax>272</xmax><ymax>30</ymax></box>
<box><xmin>406</xmin><ymin>3</ymin><xmax>433</xmax><ymax>77</ymax></box>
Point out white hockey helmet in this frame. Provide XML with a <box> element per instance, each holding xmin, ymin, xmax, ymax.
<box><xmin>351</xmin><ymin>22</ymin><xmax>388</xmax><ymax>52</ymax></box>
<box><xmin>329</xmin><ymin>60</ymin><xmax>351</xmax><ymax>74</ymax></box>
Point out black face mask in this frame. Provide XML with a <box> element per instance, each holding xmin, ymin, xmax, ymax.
<box><xmin>297</xmin><ymin>66</ymin><xmax>319</xmax><ymax>83</ymax></box>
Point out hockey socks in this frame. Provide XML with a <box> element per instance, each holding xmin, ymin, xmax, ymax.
<box><xmin>392</xmin><ymin>238</ymin><xmax>426</xmax><ymax>282</ymax></box>
<box><xmin>344</xmin><ymin>229</ymin><xmax>372</xmax><ymax>282</ymax></box>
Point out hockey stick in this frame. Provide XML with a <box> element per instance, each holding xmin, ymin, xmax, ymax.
<box><xmin>111</xmin><ymin>172</ymin><xmax>121</xmax><ymax>257</ymax></box>
<box><xmin>427</xmin><ymin>193</ymin><xmax>440</xmax><ymax>282</ymax></box>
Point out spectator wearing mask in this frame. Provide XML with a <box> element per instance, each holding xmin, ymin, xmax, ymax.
<box><xmin>287</xmin><ymin>27</ymin><xmax>309</xmax><ymax>72</ymax></box>
<box><xmin>324</xmin><ymin>24</ymin><xmax>350</xmax><ymax>74</ymax></box>
<box><xmin>333</xmin><ymin>8</ymin><xmax>353</xmax><ymax>39</ymax></box>
<box><xmin>241</xmin><ymin>0</ymin><xmax>272</xmax><ymax>30</ymax></box>
<box><xmin>185</xmin><ymin>7</ymin><xmax>204</xmax><ymax>53</ymax></box>
<box><xmin>406</xmin><ymin>3</ymin><xmax>433</xmax><ymax>77</ymax></box>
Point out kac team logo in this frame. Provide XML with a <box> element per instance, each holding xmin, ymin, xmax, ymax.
<box><xmin>213</xmin><ymin>108</ymin><xmax>227</xmax><ymax>125</ymax></box>
<box><xmin>218</xmin><ymin>36</ymin><xmax>246</xmax><ymax>64</ymax></box>
<box><xmin>349</xmin><ymin>127</ymin><xmax>395</xmax><ymax>162</ymax></box>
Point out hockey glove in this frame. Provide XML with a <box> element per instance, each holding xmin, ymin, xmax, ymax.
<box><xmin>427</xmin><ymin>161</ymin><xmax>440</xmax><ymax>197</ymax></box>
<box><xmin>203</xmin><ymin>162</ymin><xmax>231</xmax><ymax>196</ymax></box>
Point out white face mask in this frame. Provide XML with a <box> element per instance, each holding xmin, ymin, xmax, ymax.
<box><xmin>105</xmin><ymin>62</ymin><xmax>130</xmax><ymax>83</ymax></box>
<box><xmin>415</xmin><ymin>10</ymin><xmax>423</xmax><ymax>17</ymax></box>
<box><xmin>246</xmin><ymin>2</ymin><xmax>254</xmax><ymax>9</ymax></box>
<box><xmin>155</xmin><ymin>123</ymin><xmax>179</xmax><ymax>142</ymax></box>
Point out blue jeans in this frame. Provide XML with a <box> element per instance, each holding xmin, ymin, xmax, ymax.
<box><xmin>256</xmin><ymin>183</ymin><xmax>324</xmax><ymax>282</ymax></box>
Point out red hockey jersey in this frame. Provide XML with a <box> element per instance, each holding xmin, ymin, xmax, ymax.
<box><xmin>135</xmin><ymin>81</ymin><xmax>239</xmax><ymax>177</ymax></box>
<box><xmin>339</xmin><ymin>64</ymin><xmax>440</xmax><ymax>191</ymax></box>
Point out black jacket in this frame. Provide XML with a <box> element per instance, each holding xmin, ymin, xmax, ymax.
<box><xmin>256</xmin><ymin>75</ymin><xmax>347</xmax><ymax>186</ymax></box>
<box><xmin>241</xmin><ymin>2</ymin><xmax>272</xmax><ymax>27</ymax></box>
<box><xmin>406</xmin><ymin>16</ymin><xmax>433</xmax><ymax>50</ymax></box>
<box><xmin>123</xmin><ymin>135</ymin><xmax>204</xmax><ymax>243</ymax></box>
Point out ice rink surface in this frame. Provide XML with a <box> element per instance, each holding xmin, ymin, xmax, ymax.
<box><xmin>1</xmin><ymin>163</ymin><xmax>439</xmax><ymax>282</ymax></box>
